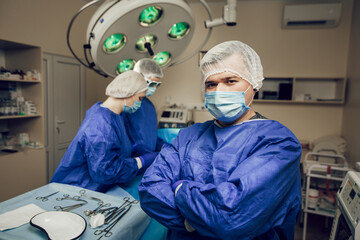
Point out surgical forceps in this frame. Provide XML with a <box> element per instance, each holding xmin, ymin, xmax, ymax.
<box><xmin>94</xmin><ymin>205</ymin><xmax>132</xmax><ymax>238</ymax></box>
<box><xmin>35</xmin><ymin>191</ymin><xmax>60</xmax><ymax>202</ymax></box>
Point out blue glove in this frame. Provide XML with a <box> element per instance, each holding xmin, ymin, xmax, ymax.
<box><xmin>171</xmin><ymin>180</ymin><xmax>185</xmax><ymax>193</ymax></box>
<box><xmin>139</xmin><ymin>152</ymin><xmax>158</xmax><ymax>169</ymax></box>
<box><xmin>132</xmin><ymin>143</ymin><xmax>152</xmax><ymax>156</ymax></box>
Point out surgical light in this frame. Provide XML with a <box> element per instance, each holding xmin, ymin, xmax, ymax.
<box><xmin>116</xmin><ymin>59</ymin><xmax>136</xmax><ymax>74</ymax></box>
<box><xmin>103</xmin><ymin>33</ymin><xmax>126</xmax><ymax>53</ymax></box>
<box><xmin>154</xmin><ymin>52</ymin><xmax>171</xmax><ymax>67</ymax></box>
<box><xmin>139</xmin><ymin>6</ymin><xmax>163</xmax><ymax>26</ymax></box>
<box><xmin>168</xmin><ymin>22</ymin><xmax>190</xmax><ymax>39</ymax></box>
<box><xmin>67</xmin><ymin>0</ymin><xmax>237</xmax><ymax>78</ymax></box>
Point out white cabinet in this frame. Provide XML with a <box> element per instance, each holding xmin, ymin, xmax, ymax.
<box><xmin>0</xmin><ymin>39</ymin><xmax>46</xmax><ymax>201</ymax></box>
<box><xmin>254</xmin><ymin>77</ymin><xmax>346</xmax><ymax>104</ymax></box>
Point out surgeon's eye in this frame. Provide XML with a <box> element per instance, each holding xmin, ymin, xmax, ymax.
<box><xmin>205</xmin><ymin>82</ymin><xmax>217</xmax><ymax>89</ymax></box>
<box><xmin>225</xmin><ymin>79</ymin><xmax>238</xmax><ymax>84</ymax></box>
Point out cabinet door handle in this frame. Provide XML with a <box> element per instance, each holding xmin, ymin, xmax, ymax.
<box><xmin>57</xmin><ymin>120</ymin><xmax>66</xmax><ymax>124</ymax></box>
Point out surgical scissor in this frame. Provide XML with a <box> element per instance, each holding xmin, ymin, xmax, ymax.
<box><xmin>35</xmin><ymin>191</ymin><xmax>60</xmax><ymax>202</ymax></box>
<box><xmin>79</xmin><ymin>189</ymin><xmax>104</xmax><ymax>205</ymax></box>
<box><xmin>54</xmin><ymin>203</ymin><xmax>86</xmax><ymax>212</ymax></box>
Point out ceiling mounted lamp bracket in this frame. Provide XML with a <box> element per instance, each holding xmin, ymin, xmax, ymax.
<box><xmin>204</xmin><ymin>0</ymin><xmax>237</xmax><ymax>28</ymax></box>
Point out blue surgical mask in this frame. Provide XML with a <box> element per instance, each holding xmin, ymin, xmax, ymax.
<box><xmin>204</xmin><ymin>86</ymin><xmax>252</xmax><ymax>123</ymax></box>
<box><xmin>123</xmin><ymin>99</ymin><xmax>142</xmax><ymax>114</ymax></box>
<box><xmin>146</xmin><ymin>87</ymin><xmax>156</xmax><ymax>96</ymax></box>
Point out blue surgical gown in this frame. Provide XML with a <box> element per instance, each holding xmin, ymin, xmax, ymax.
<box><xmin>139</xmin><ymin>119</ymin><xmax>302</xmax><ymax>240</ymax></box>
<box><xmin>51</xmin><ymin>102</ymin><xmax>139</xmax><ymax>193</ymax></box>
<box><xmin>123</xmin><ymin>97</ymin><xmax>165</xmax><ymax>152</ymax></box>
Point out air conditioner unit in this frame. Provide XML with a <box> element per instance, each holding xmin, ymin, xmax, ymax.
<box><xmin>283</xmin><ymin>3</ymin><xmax>342</xmax><ymax>29</ymax></box>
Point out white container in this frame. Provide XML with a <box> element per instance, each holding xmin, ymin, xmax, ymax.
<box><xmin>307</xmin><ymin>188</ymin><xmax>319</xmax><ymax>209</ymax></box>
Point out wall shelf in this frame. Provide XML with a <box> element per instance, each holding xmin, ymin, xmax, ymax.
<box><xmin>0</xmin><ymin>38</ymin><xmax>46</xmax><ymax>201</ymax></box>
<box><xmin>0</xmin><ymin>114</ymin><xmax>41</xmax><ymax>120</ymax></box>
<box><xmin>0</xmin><ymin>78</ymin><xmax>41</xmax><ymax>83</ymax></box>
<box><xmin>254</xmin><ymin>77</ymin><xmax>346</xmax><ymax>105</ymax></box>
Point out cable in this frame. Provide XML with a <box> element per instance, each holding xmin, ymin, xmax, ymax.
<box><xmin>168</xmin><ymin>0</ymin><xmax>213</xmax><ymax>67</ymax></box>
<box><xmin>67</xmin><ymin>0</ymin><xmax>108</xmax><ymax>77</ymax></box>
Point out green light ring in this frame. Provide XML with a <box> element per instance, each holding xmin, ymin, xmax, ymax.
<box><xmin>168</xmin><ymin>22</ymin><xmax>191</xmax><ymax>40</ymax></box>
<box><xmin>116</xmin><ymin>59</ymin><xmax>136</xmax><ymax>74</ymax></box>
<box><xmin>153</xmin><ymin>51</ymin><xmax>171</xmax><ymax>67</ymax></box>
<box><xmin>102</xmin><ymin>33</ymin><xmax>127</xmax><ymax>54</ymax></box>
<box><xmin>139</xmin><ymin>6</ymin><xmax>164</xmax><ymax>27</ymax></box>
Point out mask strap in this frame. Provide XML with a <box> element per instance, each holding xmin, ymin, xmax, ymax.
<box><xmin>245</xmin><ymin>84</ymin><xmax>254</xmax><ymax>107</ymax></box>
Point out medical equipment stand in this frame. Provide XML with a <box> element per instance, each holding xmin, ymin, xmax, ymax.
<box><xmin>302</xmin><ymin>164</ymin><xmax>350</xmax><ymax>240</ymax></box>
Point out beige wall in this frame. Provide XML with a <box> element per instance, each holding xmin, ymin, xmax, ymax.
<box><xmin>0</xmin><ymin>0</ymin><xmax>355</xmax><ymax>147</ymax></box>
<box><xmin>342</xmin><ymin>0</ymin><xmax>360</xmax><ymax>168</ymax></box>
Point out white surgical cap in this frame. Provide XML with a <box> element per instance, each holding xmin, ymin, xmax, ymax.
<box><xmin>200</xmin><ymin>40</ymin><xmax>264</xmax><ymax>91</ymax></box>
<box><xmin>106</xmin><ymin>70</ymin><xmax>148</xmax><ymax>98</ymax></box>
<box><xmin>134</xmin><ymin>58</ymin><xmax>164</xmax><ymax>79</ymax></box>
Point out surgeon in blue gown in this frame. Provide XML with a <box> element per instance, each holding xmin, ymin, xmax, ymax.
<box><xmin>139</xmin><ymin>41</ymin><xmax>302</xmax><ymax>240</ymax></box>
<box><xmin>122</xmin><ymin>59</ymin><xmax>168</xmax><ymax>239</ymax></box>
<box><xmin>51</xmin><ymin>71</ymin><xmax>156</xmax><ymax>194</ymax></box>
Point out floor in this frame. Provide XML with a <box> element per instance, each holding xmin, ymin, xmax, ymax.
<box><xmin>295</xmin><ymin>212</ymin><xmax>333</xmax><ymax>240</ymax></box>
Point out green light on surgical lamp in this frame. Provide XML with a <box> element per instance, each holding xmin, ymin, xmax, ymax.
<box><xmin>103</xmin><ymin>34</ymin><xmax>126</xmax><ymax>53</ymax></box>
<box><xmin>116</xmin><ymin>59</ymin><xmax>135</xmax><ymax>74</ymax></box>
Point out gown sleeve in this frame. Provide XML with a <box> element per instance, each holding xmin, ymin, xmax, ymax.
<box><xmin>138</xmin><ymin>136</ymin><xmax>188</xmax><ymax>232</ymax></box>
<box><xmin>83</xmin><ymin>123</ymin><xmax>140</xmax><ymax>185</ymax></box>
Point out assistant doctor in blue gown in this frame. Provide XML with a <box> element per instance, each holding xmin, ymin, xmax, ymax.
<box><xmin>139</xmin><ymin>41</ymin><xmax>302</xmax><ymax>240</ymax></box>
<box><xmin>122</xmin><ymin>59</ymin><xmax>165</xmax><ymax>199</ymax></box>
<box><xmin>51</xmin><ymin>71</ymin><xmax>156</xmax><ymax>193</ymax></box>
<box><xmin>122</xmin><ymin>59</ymin><xmax>168</xmax><ymax>239</ymax></box>
<box><xmin>123</xmin><ymin>58</ymin><xmax>165</xmax><ymax>159</ymax></box>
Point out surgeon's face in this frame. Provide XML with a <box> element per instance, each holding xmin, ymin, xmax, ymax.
<box><xmin>205</xmin><ymin>72</ymin><xmax>255</xmax><ymax>105</ymax></box>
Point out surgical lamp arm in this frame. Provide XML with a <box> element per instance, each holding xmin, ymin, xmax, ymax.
<box><xmin>204</xmin><ymin>0</ymin><xmax>237</xmax><ymax>28</ymax></box>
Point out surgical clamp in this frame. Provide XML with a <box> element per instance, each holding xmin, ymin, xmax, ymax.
<box><xmin>84</xmin><ymin>202</ymin><xmax>111</xmax><ymax>216</ymax></box>
<box><xmin>35</xmin><ymin>191</ymin><xmax>60</xmax><ymax>202</ymax></box>
<box><xmin>56</xmin><ymin>194</ymin><xmax>87</xmax><ymax>203</ymax></box>
<box><xmin>105</xmin><ymin>197</ymin><xmax>138</xmax><ymax>224</ymax></box>
<box><xmin>94</xmin><ymin>205</ymin><xmax>132</xmax><ymax>238</ymax></box>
